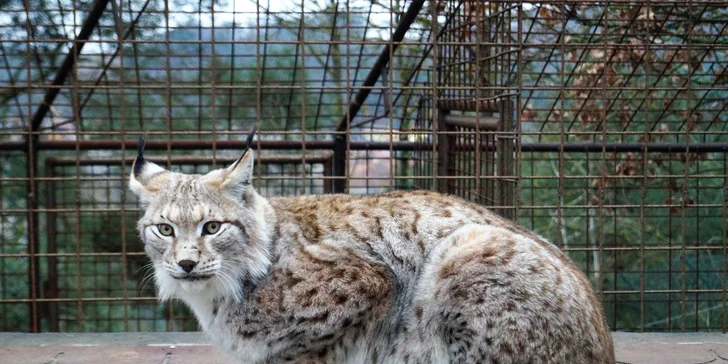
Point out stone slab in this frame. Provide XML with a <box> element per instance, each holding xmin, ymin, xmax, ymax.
<box><xmin>2</xmin><ymin>332</ymin><xmax>728</xmax><ymax>363</ymax></box>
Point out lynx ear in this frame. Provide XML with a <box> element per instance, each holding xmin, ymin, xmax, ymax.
<box><xmin>202</xmin><ymin>126</ymin><xmax>257</xmax><ymax>198</ymax></box>
<box><xmin>129</xmin><ymin>137</ymin><xmax>169</xmax><ymax>203</ymax></box>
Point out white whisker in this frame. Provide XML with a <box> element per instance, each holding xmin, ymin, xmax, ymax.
<box><xmin>139</xmin><ymin>271</ymin><xmax>156</xmax><ymax>292</ymax></box>
<box><xmin>217</xmin><ymin>269</ymin><xmax>235</xmax><ymax>299</ymax></box>
<box><xmin>218</xmin><ymin>264</ymin><xmax>238</xmax><ymax>295</ymax></box>
<box><xmin>218</xmin><ymin>261</ymin><xmax>243</xmax><ymax>301</ymax></box>
<box><xmin>138</xmin><ymin>261</ymin><xmax>161</xmax><ymax>293</ymax></box>
<box><xmin>135</xmin><ymin>261</ymin><xmax>155</xmax><ymax>275</ymax></box>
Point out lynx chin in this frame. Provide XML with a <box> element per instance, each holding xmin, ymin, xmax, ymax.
<box><xmin>129</xmin><ymin>128</ymin><xmax>614</xmax><ymax>364</ymax></box>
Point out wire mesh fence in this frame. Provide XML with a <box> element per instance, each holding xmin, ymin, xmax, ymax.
<box><xmin>0</xmin><ymin>0</ymin><xmax>726</xmax><ymax>333</ymax></box>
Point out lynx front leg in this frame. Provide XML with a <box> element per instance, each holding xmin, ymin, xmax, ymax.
<box><xmin>235</xmin><ymin>243</ymin><xmax>395</xmax><ymax>363</ymax></box>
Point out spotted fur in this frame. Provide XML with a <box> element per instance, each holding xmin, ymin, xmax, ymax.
<box><xmin>130</xmin><ymin>146</ymin><xmax>614</xmax><ymax>364</ymax></box>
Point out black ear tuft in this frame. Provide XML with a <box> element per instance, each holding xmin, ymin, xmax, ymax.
<box><xmin>137</xmin><ymin>135</ymin><xmax>147</xmax><ymax>158</ymax></box>
<box><xmin>133</xmin><ymin>136</ymin><xmax>147</xmax><ymax>177</ymax></box>
<box><xmin>245</xmin><ymin>125</ymin><xmax>258</xmax><ymax>152</ymax></box>
<box><xmin>230</xmin><ymin>126</ymin><xmax>258</xmax><ymax>171</ymax></box>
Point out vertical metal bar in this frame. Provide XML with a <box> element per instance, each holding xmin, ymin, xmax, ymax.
<box><xmin>129</xmin><ymin>0</ymin><xmax>144</xmax><ymax>133</ymax></box>
<box><xmin>25</xmin><ymin>130</ymin><xmax>40</xmax><ymax>333</ymax></box>
<box><xmin>514</xmin><ymin>0</ymin><xmax>523</xmax><ymax>225</ymax></box>
<box><xmin>597</xmin><ymin>4</ymin><xmax>609</xmax><ymax>330</ymax></box>
<box><xmin>198</xmin><ymin>0</ymin><xmax>204</xmax><ymax>132</ymax></box>
<box><xmin>345</xmin><ymin>0</ymin><xmax>352</xmax><ymax>194</ymax></box>
<box><xmin>70</xmin><ymin>0</ymin><xmax>85</xmax><ymax>332</ymax></box>
<box><xmin>333</xmin><ymin>134</ymin><xmax>348</xmax><ymax>194</ymax></box>
<box><xmin>164</xmin><ymin>0</ymin><xmax>173</xmax><ymax>331</ymax></box>
<box><xmin>335</xmin><ymin>0</ymin><xmax>347</xmax><ymax>194</ymax></box>
<box><xmin>21</xmin><ymin>0</ymin><xmax>36</xmax><ymax>333</ymax></box>
<box><xmin>299</xmin><ymin>0</ymin><xmax>307</xmax><ymax>196</ymax></box>
<box><xmin>21</xmin><ymin>0</ymin><xmax>52</xmax><ymax>334</ymax></box>
<box><xmin>695</xmin><ymin>155</ymin><xmax>702</xmax><ymax>332</ymax></box>
<box><xmin>211</xmin><ymin>0</ymin><xmax>218</xmax><ymax>169</ymax></box>
<box><xmin>335</xmin><ymin>0</ymin><xmax>349</xmax><ymax>195</ymax></box>
<box><xmin>489</xmin><ymin>4</ymin><xmax>497</xmax><ymax>207</ymax></box>
<box><xmin>323</xmin><ymin>157</ymin><xmax>333</xmax><ymax>194</ymax></box>
<box><xmin>484</xmin><ymin>3</ymin><xmax>493</xmax><ymax>207</ymax></box>
<box><xmin>722</xmin><ymin>157</ymin><xmax>728</xmax><ymax>333</ymax></box>
<box><xmin>227</xmin><ymin>0</ymin><xmax>242</xmax><ymax>132</ymax></box>
<box><xmin>473</xmin><ymin>0</ymin><xmax>483</xmax><ymax>207</ymax></box>
<box><xmin>680</xmin><ymin>0</ymin><xmax>694</xmax><ymax>332</ymax></box>
<box><xmin>498</xmin><ymin>99</ymin><xmax>515</xmax><ymax>221</ymax></box>
<box><xmin>45</xmin><ymin>159</ymin><xmax>59</xmax><ymax>332</ymax></box>
<box><xmin>255</xmin><ymin>0</ymin><xmax>265</xmax><ymax>195</ymax></box>
<box><xmin>437</xmin><ymin>109</ymin><xmax>452</xmax><ymax>194</ymax></box>
<box><xmin>283</xmin><ymin>2</ymin><xmax>303</xmax><ymax>135</ymax></box>
<box><xmin>0</xmin><ymin>157</ymin><xmax>5</xmax><ymax>330</ymax></box>
<box><xmin>255</xmin><ymin>1</ymin><xmax>262</xmax><ymax>192</ymax></box>
<box><xmin>430</xmin><ymin>3</ymin><xmax>439</xmax><ymax>192</ymax></box>
<box><xmin>388</xmin><ymin>0</ymin><xmax>395</xmax><ymax>193</ymax></box>
<box><xmin>639</xmin><ymin>17</ymin><xmax>650</xmax><ymax>331</ymax></box>
<box><xmin>112</xmin><ymin>0</ymin><xmax>131</xmax><ymax>332</ymax></box>
<box><xmin>556</xmin><ymin>1</ymin><xmax>566</xmax><ymax>248</ymax></box>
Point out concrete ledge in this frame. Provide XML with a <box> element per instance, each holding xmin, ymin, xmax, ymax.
<box><xmin>1</xmin><ymin>332</ymin><xmax>727</xmax><ymax>363</ymax></box>
<box><xmin>0</xmin><ymin>332</ymin><xmax>224</xmax><ymax>364</ymax></box>
<box><xmin>613</xmin><ymin>332</ymin><xmax>728</xmax><ymax>364</ymax></box>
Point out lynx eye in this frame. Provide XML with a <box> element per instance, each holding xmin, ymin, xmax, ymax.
<box><xmin>157</xmin><ymin>224</ymin><xmax>174</xmax><ymax>237</ymax></box>
<box><xmin>202</xmin><ymin>221</ymin><xmax>222</xmax><ymax>235</ymax></box>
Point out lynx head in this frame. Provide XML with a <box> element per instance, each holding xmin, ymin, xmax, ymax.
<box><xmin>129</xmin><ymin>128</ymin><xmax>273</xmax><ymax>302</ymax></box>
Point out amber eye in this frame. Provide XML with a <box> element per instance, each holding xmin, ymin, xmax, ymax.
<box><xmin>202</xmin><ymin>221</ymin><xmax>222</xmax><ymax>235</ymax></box>
<box><xmin>157</xmin><ymin>224</ymin><xmax>174</xmax><ymax>237</ymax></box>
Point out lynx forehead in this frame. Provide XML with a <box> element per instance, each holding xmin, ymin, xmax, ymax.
<box><xmin>130</xmin><ymin>129</ymin><xmax>615</xmax><ymax>364</ymax></box>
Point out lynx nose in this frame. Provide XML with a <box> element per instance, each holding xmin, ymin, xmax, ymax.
<box><xmin>178</xmin><ymin>260</ymin><xmax>197</xmax><ymax>273</ymax></box>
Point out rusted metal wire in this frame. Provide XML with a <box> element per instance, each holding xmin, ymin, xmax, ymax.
<box><xmin>333</xmin><ymin>0</ymin><xmax>427</xmax><ymax>193</ymax></box>
<box><xmin>28</xmin><ymin>0</ymin><xmax>111</xmax><ymax>132</ymax></box>
<box><xmin>3</xmin><ymin>139</ymin><xmax>727</xmax><ymax>153</ymax></box>
<box><xmin>1</xmin><ymin>0</ymin><xmax>726</xmax><ymax>334</ymax></box>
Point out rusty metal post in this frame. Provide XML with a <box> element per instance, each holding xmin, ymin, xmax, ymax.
<box><xmin>25</xmin><ymin>129</ymin><xmax>41</xmax><ymax>333</ymax></box>
<box><xmin>437</xmin><ymin>109</ymin><xmax>454</xmax><ymax>194</ymax></box>
<box><xmin>44</xmin><ymin>159</ymin><xmax>59</xmax><ymax>332</ymax></box>
<box><xmin>323</xmin><ymin>154</ymin><xmax>334</xmax><ymax>194</ymax></box>
<box><xmin>498</xmin><ymin>99</ymin><xmax>516</xmax><ymax>221</ymax></box>
<box><xmin>332</xmin><ymin>136</ymin><xmax>347</xmax><ymax>193</ymax></box>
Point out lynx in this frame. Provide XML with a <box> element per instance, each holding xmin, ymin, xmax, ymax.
<box><xmin>129</xmin><ymin>128</ymin><xmax>614</xmax><ymax>364</ymax></box>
